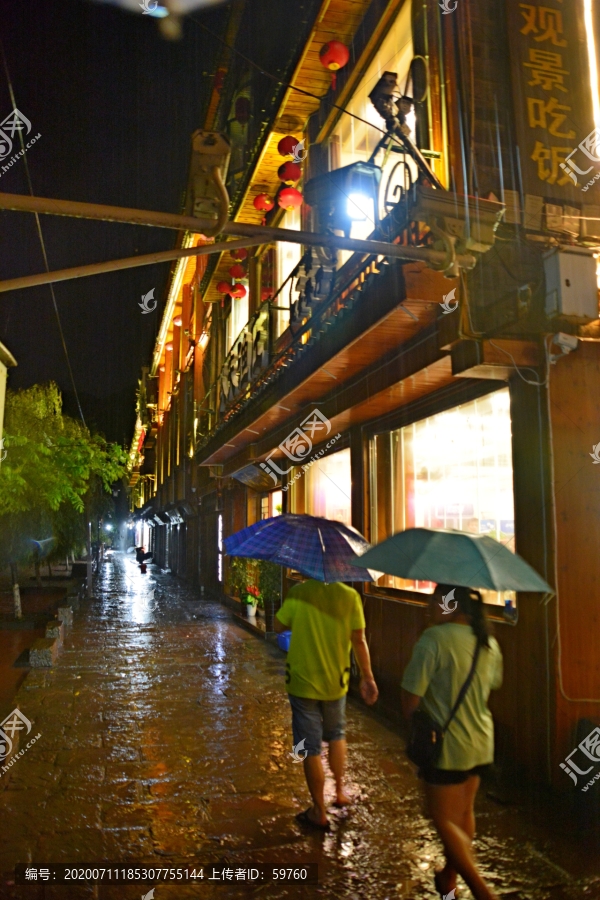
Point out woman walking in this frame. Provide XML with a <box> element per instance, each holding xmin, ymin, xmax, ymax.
<box><xmin>401</xmin><ymin>584</ymin><xmax>503</xmax><ymax>900</ymax></box>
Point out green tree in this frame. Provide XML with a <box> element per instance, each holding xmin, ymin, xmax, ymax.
<box><xmin>0</xmin><ymin>383</ymin><xmax>126</xmax><ymax>614</ymax></box>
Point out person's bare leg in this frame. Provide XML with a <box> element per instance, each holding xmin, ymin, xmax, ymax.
<box><xmin>328</xmin><ymin>739</ymin><xmax>350</xmax><ymax>805</ymax></box>
<box><xmin>426</xmin><ymin>779</ymin><xmax>498</xmax><ymax>900</ymax></box>
<box><xmin>433</xmin><ymin>776</ymin><xmax>478</xmax><ymax>895</ymax></box>
<box><xmin>302</xmin><ymin>755</ymin><xmax>328</xmax><ymax>824</ymax></box>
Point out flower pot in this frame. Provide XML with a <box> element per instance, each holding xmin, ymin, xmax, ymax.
<box><xmin>245</xmin><ymin>603</ymin><xmax>258</xmax><ymax>618</ymax></box>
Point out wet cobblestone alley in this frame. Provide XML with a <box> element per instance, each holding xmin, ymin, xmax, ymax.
<box><xmin>1</xmin><ymin>553</ymin><xmax>599</xmax><ymax>900</ymax></box>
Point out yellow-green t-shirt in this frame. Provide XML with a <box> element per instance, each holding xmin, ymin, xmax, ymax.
<box><xmin>275</xmin><ymin>580</ymin><xmax>366</xmax><ymax>701</ymax></box>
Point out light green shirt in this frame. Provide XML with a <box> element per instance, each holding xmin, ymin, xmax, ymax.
<box><xmin>402</xmin><ymin>623</ymin><xmax>503</xmax><ymax>770</ymax></box>
<box><xmin>276</xmin><ymin>580</ymin><xmax>366</xmax><ymax>701</ymax></box>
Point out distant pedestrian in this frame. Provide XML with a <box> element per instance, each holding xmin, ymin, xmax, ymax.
<box><xmin>401</xmin><ymin>584</ymin><xmax>503</xmax><ymax>900</ymax></box>
<box><xmin>274</xmin><ymin>579</ymin><xmax>378</xmax><ymax>831</ymax></box>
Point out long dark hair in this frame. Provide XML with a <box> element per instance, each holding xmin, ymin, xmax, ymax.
<box><xmin>437</xmin><ymin>584</ymin><xmax>491</xmax><ymax>648</ymax></box>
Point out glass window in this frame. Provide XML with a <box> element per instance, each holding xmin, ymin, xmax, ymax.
<box><xmin>370</xmin><ymin>389</ymin><xmax>516</xmax><ymax>607</ymax></box>
<box><xmin>330</xmin><ymin>0</ymin><xmax>415</xmax><ymax>256</ymax></box>
<box><xmin>260</xmin><ymin>490</ymin><xmax>283</xmax><ymax>520</ymax></box>
<box><xmin>291</xmin><ymin>448</ymin><xmax>352</xmax><ymax>527</ymax></box>
<box><xmin>225</xmin><ymin>293</ymin><xmax>249</xmax><ymax>353</ymax></box>
<box><xmin>275</xmin><ymin>206</ymin><xmax>302</xmax><ymax>337</ymax></box>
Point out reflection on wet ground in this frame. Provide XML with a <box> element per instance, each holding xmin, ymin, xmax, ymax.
<box><xmin>0</xmin><ymin>552</ymin><xmax>599</xmax><ymax>899</ymax></box>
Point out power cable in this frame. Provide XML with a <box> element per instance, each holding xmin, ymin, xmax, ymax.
<box><xmin>0</xmin><ymin>35</ymin><xmax>86</xmax><ymax>427</ymax></box>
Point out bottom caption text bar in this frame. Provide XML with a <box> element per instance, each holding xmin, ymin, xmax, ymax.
<box><xmin>16</xmin><ymin>864</ymin><xmax>318</xmax><ymax>885</ymax></box>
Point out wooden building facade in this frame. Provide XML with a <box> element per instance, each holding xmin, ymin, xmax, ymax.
<box><xmin>131</xmin><ymin>0</ymin><xmax>600</xmax><ymax>788</ymax></box>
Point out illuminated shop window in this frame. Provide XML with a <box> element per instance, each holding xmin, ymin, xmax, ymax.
<box><xmin>291</xmin><ymin>448</ymin><xmax>352</xmax><ymax>528</ymax></box>
<box><xmin>370</xmin><ymin>389</ymin><xmax>516</xmax><ymax>607</ymax></box>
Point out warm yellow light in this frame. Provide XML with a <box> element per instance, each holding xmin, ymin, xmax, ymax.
<box><xmin>584</xmin><ymin>0</ymin><xmax>600</xmax><ymax>130</ymax></box>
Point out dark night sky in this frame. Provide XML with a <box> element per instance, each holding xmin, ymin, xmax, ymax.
<box><xmin>0</xmin><ymin>0</ymin><xmax>229</xmax><ymax>444</ymax></box>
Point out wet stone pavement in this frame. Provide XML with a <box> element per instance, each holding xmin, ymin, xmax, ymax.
<box><xmin>1</xmin><ymin>552</ymin><xmax>599</xmax><ymax>900</ymax></box>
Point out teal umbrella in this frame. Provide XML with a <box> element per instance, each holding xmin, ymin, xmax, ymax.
<box><xmin>350</xmin><ymin>527</ymin><xmax>553</xmax><ymax>593</ymax></box>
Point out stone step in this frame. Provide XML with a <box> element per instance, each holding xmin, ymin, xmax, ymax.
<box><xmin>29</xmin><ymin>638</ymin><xmax>59</xmax><ymax>667</ymax></box>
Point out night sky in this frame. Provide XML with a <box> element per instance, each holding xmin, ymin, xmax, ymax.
<box><xmin>0</xmin><ymin>0</ymin><xmax>229</xmax><ymax>444</ymax></box>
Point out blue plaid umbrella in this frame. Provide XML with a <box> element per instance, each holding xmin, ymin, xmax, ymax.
<box><xmin>223</xmin><ymin>514</ymin><xmax>376</xmax><ymax>583</ymax></box>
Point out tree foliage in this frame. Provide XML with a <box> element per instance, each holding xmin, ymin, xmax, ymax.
<box><xmin>0</xmin><ymin>383</ymin><xmax>127</xmax><ymax>569</ymax></box>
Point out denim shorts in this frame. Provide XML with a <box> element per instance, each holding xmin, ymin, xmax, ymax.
<box><xmin>288</xmin><ymin>694</ymin><xmax>347</xmax><ymax>757</ymax></box>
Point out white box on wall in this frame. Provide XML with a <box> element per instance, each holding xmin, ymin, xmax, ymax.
<box><xmin>543</xmin><ymin>246</ymin><xmax>599</xmax><ymax>320</ymax></box>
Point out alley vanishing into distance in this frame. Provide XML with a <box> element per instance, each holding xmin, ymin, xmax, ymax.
<box><xmin>1</xmin><ymin>554</ymin><xmax>599</xmax><ymax>900</ymax></box>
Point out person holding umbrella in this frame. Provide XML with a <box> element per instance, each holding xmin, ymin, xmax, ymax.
<box><xmin>223</xmin><ymin>513</ymin><xmax>380</xmax><ymax>832</ymax></box>
<box><xmin>350</xmin><ymin>527</ymin><xmax>553</xmax><ymax>899</ymax></box>
<box><xmin>401</xmin><ymin>585</ymin><xmax>502</xmax><ymax>900</ymax></box>
<box><xmin>274</xmin><ymin>580</ymin><xmax>378</xmax><ymax>831</ymax></box>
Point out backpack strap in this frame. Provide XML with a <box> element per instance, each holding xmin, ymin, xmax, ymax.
<box><xmin>442</xmin><ymin>641</ymin><xmax>481</xmax><ymax>734</ymax></box>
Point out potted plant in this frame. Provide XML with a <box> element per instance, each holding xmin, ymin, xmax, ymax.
<box><xmin>256</xmin><ymin>594</ymin><xmax>265</xmax><ymax>619</ymax></box>
<box><xmin>245</xmin><ymin>584</ymin><xmax>261</xmax><ymax>617</ymax></box>
<box><xmin>258</xmin><ymin>560</ymin><xmax>282</xmax><ymax>631</ymax></box>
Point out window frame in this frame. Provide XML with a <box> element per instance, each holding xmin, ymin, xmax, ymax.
<box><xmin>362</xmin><ymin>382</ymin><xmax>517</xmax><ymax>621</ymax></box>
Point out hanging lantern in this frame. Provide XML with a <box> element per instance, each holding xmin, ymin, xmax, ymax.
<box><xmin>261</xmin><ymin>288</ymin><xmax>273</xmax><ymax>302</ymax></box>
<box><xmin>230</xmin><ymin>248</ymin><xmax>249</xmax><ymax>262</ymax></box>
<box><xmin>278</xmin><ymin>161</ymin><xmax>302</xmax><ymax>185</ymax></box>
<box><xmin>229</xmin><ymin>264</ymin><xmax>246</xmax><ymax>280</ymax></box>
<box><xmin>278</xmin><ymin>186</ymin><xmax>303</xmax><ymax>211</ymax></box>
<box><xmin>217</xmin><ymin>280</ymin><xmax>234</xmax><ymax>294</ymax></box>
<box><xmin>278</xmin><ymin>135</ymin><xmax>300</xmax><ymax>157</ymax></box>
<box><xmin>319</xmin><ymin>41</ymin><xmax>350</xmax><ymax>90</ymax></box>
<box><xmin>230</xmin><ymin>283</ymin><xmax>247</xmax><ymax>299</ymax></box>
<box><xmin>253</xmin><ymin>192</ymin><xmax>275</xmax><ymax>224</ymax></box>
<box><xmin>173</xmin><ymin>315</ymin><xmax>183</xmax><ymax>327</ymax></box>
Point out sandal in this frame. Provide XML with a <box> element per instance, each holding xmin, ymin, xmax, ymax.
<box><xmin>295</xmin><ymin>808</ymin><xmax>331</xmax><ymax>832</ymax></box>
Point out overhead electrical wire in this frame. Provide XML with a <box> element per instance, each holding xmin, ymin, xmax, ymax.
<box><xmin>0</xmin><ymin>34</ymin><xmax>86</xmax><ymax>427</ymax></box>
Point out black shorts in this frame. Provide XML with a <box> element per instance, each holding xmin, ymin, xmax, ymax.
<box><xmin>420</xmin><ymin>764</ymin><xmax>490</xmax><ymax>785</ymax></box>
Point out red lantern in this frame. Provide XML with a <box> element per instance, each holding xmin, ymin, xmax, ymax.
<box><xmin>254</xmin><ymin>192</ymin><xmax>275</xmax><ymax>224</ymax></box>
<box><xmin>254</xmin><ymin>193</ymin><xmax>274</xmax><ymax>213</ymax></box>
<box><xmin>261</xmin><ymin>288</ymin><xmax>272</xmax><ymax>302</ymax></box>
<box><xmin>217</xmin><ymin>280</ymin><xmax>233</xmax><ymax>294</ymax></box>
<box><xmin>278</xmin><ymin>135</ymin><xmax>300</xmax><ymax>157</ymax></box>
<box><xmin>230</xmin><ymin>283</ymin><xmax>247</xmax><ymax>299</ymax></box>
<box><xmin>319</xmin><ymin>41</ymin><xmax>350</xmax><ymax>89</ymax></box>
<box><xmin>278</xmin><ymin>161</ymin><xmax>302</xmax><ymax>184</ymax></box>
<box><xmin>229</xmin><ymin>264</ymin><xmax>246</xmax><ymax>280</ymax></box>
<box><xmin>230</xmin><ymin>248</ymin><xmax>248</xmax><ymax>261</ymax></box>
<box><xmin>278</xmin><ymin>186</ymin><xmax>303</xmax><ymax>211</ymax></box>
